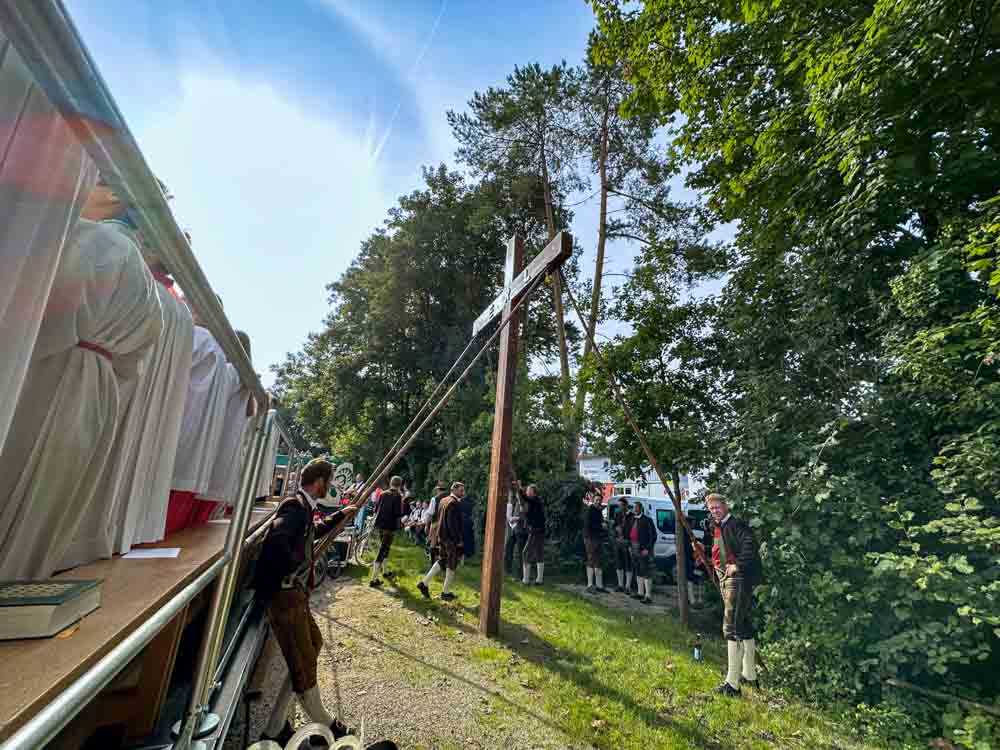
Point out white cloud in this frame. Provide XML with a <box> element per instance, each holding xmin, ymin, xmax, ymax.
<box><xmin>135</xmin><ymin>71</ymin><xmax>389</xmax><ymax>386</ymax></box>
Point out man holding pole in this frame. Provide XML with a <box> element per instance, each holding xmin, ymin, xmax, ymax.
<box><xmin>253</xmin><ymin>459</ymin><xmax>358</xmax><ymax>743</ymax></box>
<box><xmin>693</xmin><ymin>493</ymin><xmax>762</xmax><ymax>697</ymax></box>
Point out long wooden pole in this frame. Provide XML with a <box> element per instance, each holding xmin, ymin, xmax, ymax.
<box><xmin>480</xmin><ymin>236</ymin><xmax>525</xmax><ymax>636</ymax></box>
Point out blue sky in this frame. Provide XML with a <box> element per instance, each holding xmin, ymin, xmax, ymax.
<box><xmin>65</xmin><ymin>0</ymin><xmax>646</xmax><ymax>387</ymax></box>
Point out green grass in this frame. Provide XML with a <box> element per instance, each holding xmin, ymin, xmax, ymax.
<box><xmin>355</xmin><ymin>539</ymin><xmax>881</xmax><ymax>750</ymax></box>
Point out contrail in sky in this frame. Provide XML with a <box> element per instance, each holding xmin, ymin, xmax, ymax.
<box><xmin>372</xmin><ymin>0</ymin><xmax>447</xmax><ymax>163</ymax></box>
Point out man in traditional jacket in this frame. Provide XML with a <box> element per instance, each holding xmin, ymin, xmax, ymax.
<box><xmin>517</xmin><ymin>481</ymin><xmax>547</xmax><ymax>586</ymax></box>
<box><xmin>0</xmin><ymin>34</ymin><xmax>96</xmax><ymax>452</ymax></box>
<box><xmin>630</xmin><ymin>500</ymin><xmax>657</xmax><ymax>605</ymax></box>
<box><xmin>582</xmin><ymin>490</ymin><xmax>608</xmax><ymax>593</ymax></box>
<box><xmin>0</xmin><ymin>177</ymin><xmax>162</xmax><ymax>579</ymax></box>
<box><xmin>417</xmin><ymin>481</ymin><xmax>466</xmax><ymax>601</ymax></box>
<box><xmin>612</xmin><ymin>496</ymin><xmax>634</xmax><ymax>593</ymax></box>
<box><xmin>254</xmin><ymin>459</ymin><xmax>359</xmax><ymax>743</ymax></box>
<box><xmin>694</xmin><ymin>493</ymin><xmax>763</xmax><ymax>697</ymax></box>
<box><xmin>369</xmin><ymin>474</ymin><xmax>405</xmax><ymax>588</ymax></box>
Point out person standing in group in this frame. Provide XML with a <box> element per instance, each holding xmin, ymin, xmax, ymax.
<box><xmin>694</xmin><ymin>493</ymin><xmax>762</xmax><ymax>697</ymax></box>
<box><xmin>369</xmin><ymin>475</ymin><xmax>405</xmax><ymax>588</ymax></box>
<box><xmin>517</xmin><ymin>481</ymin><xmax>546</xmax><ymax>586</ymax></box>
<box><xmin>253</xmin><ymin>459</ymin><xmax>359</xmax><ymax>744</ymax></box>
<box><xmin>612</xmin><ymin>496</ymin><xmax>634</xmax><ymax>593</ymax></box>
<box><xmin>417</xmin><ymin>481</ymin><xmax>466</xmax><ymax>601</ymax></box>
<box><xmin>582</xmin><ymin>490</ymin><xmax>608</xmax><ymax>593</ymax></box>
<box><xmin>630</xmin><ymin>500</ymin><xmax>657</xmax><ymax>605</ymax></box>
<box><xmin>503</xmin><ymin>483</ymin><xmax>527</xmax><ymax>579</ymax></box>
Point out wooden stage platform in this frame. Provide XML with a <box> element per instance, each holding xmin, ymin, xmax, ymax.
<box><xmin>0</xmin><ymin>502</ymin><xmax>277</xmax><ymax>743</ymax></box>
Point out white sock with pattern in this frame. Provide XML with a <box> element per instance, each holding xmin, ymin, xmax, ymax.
<box><xmin>586</xmin><ymin>567</ymin><xmax>595</xmax><ymax>587</ymax></box>
<box><xmin>422</xmin><ymin>561</ymin><xmax>441</xmax><ymax>586</ymax></box>
<box><xmin>742</xmin><ymin>638</ymin><xmax>757</xmax><ymax>682</ymax></box>
<box><xmin>443</xmin><ymin>568</ymin><xmax>455</xmax><ymax>594</ymax></box>
<box><xmin>726</xmin><ymin>640</ymin><xmax>743</xmax><ymax>689</ymax></box>
<box><xmin>535</xmin><ymin>563</ymin><xmax>544</xmax><ymax>584</ymax></box>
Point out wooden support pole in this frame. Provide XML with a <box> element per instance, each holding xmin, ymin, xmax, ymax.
<box><xmin>480</xmin><ymin>236</ymin><xmax>525</xmax><ymax>637</ymax></box>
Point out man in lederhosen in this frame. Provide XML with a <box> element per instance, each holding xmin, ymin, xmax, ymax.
<box><xmin>694</xmin><ymin>493</ymin><xmax>762</xmax><ymax>697</ymax></box>
<box><xmin>369</xmin><ymin>474</ymin><xmax>405</xmax><ymax>588</ymax></box>
<box><xmin>417</xmin><ymin>481</ymin><xmax>466</xmax><ymax>601</ymax></box>
<box><xmin>582</xmin><ymin>489</ymin><xmax>608</xmax><ymax>593</ymax></box>
<box><xmin>254</xmin><ymin>459</ymin><xmax>358</xmax><ymax>744</ymax></box>
<box><xmin>612</xmin><ymin>496</ymin><xmax>634</xmax><ymax>593</ymax></box>
<box><xmin>517</xmin><ymin>481</ymin><xmax>547</xmax><ymax>586</ymax></box>
<box><xmin>630</xmin><ymin>499</ymin><xmax>657</xmax><ymax>605</ymax></box>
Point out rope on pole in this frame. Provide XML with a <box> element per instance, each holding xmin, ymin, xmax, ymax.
<box><xmin>313</xmin><ymin>270</ymin><xmax>548</xmax><ymax>560</ymax></box>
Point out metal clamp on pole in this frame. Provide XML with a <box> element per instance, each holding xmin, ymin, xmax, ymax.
<box><xmin>172</xmin><ymin>410</ymin><xmax>273</xmax><ymax>750</ymax></box>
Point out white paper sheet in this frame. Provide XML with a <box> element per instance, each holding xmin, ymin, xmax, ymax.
<box><xmin>122</xmin><ymin>547</ymin><xmax>181</xmax><ymax>559</ymax></box>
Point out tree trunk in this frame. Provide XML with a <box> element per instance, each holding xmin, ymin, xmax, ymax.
<box><xmin>539</xmin><ymin>136</ymin><xmax>575</xmax><ymax>471</ymax></box>
<box><xmin>673</xmin><ymin>471</ymin><xmax>690</xmax><ymax>627</ymax></box>
<box><xmin>571</xmin><ymin>104</ymin><xmax>611</xmax><ymax>461</ymax></box>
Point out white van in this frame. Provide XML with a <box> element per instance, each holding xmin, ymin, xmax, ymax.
<box><xmin>604</xmin><ymin>495</ymin><xmax>708</xmax><ymax>576</ymax></box>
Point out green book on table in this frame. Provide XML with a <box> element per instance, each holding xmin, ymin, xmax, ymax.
<box><xmin>0</xmin><ymin>580</ymin><xmax>102</xmax><ymax>640</ymax></box>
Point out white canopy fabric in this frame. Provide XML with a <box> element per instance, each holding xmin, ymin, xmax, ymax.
<box><xmin>103</xmin><ymin>280</ymin><xmax>195</xmax><ymax>554</ymax></box>
<box><xmin>171</xmin><ymin>326</ymin><xmax>231</xmax><ymax>494</ymax></box>
<box><xmin>202</xmin><ymin>363</ymin><xmax>252</xmax><ymax>504</ymax></box>
<box><xmin>0</xmin><ymin>219</ymin><xmax>162</xmax><ymax>580</ymax></box>
<box><xmin>0</xmin><ymin>34</ymin><xmax>95</xmax><ymax>452</ymax></box>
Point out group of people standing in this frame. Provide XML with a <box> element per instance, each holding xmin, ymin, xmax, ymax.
<box><xmin>587</xmin><ymin>494</ymin><xmax>659</xmax><ymax>604</ymax></box>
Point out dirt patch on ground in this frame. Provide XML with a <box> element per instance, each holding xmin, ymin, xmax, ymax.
<box><xmin>227</xmin><ymin>575</ymin><xmax>591</xmax><ymax>749</ymax></box>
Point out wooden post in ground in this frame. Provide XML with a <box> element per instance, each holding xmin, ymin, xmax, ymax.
<box><xmin>479</xmin><ymin>235</ymin><xmax>524</xmax><ymax>637</ymax></box>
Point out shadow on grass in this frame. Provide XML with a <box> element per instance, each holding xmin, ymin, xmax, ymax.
<box><xmin>332</xmin><ymin>566</ymin><xmax>723</xmax><ymax>749</ymax></box>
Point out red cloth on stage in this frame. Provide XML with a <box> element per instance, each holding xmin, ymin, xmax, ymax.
<box><xmin>166</xmin><ymin>490</ymin><xmax>197</xmax><ymax>535</ymax></box>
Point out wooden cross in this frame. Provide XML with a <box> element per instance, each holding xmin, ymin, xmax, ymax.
<box><xmin>478</xmin><ymin>231</ymin><xmax>572</xmax><ymax>637</ymax></box>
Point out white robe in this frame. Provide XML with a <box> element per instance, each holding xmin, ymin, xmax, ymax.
<box><xmin>0</xmin><ymin>219</ymin><xmax>162</xmax><ymax>580</ymax></box>
<box><xmin>201</xmin><ymin>363</ymin><xmax>252</xmax><ymax>504</ymax></box>
<box><xmin>255</xmin><ymin>413</ymin><xmax>281</xmax><ymax>498</ymax></box>
<box><xmin>0</xmin><ymin>33</ymin><xmax>96</xmax><ymax>452</ymax></box>
<box><xmin>124</xmin><ymin>284</ymin><xmax>195</xmax><ymax>546</ymax></box>
<box><xmin>171</xmin><ymin>326</ymin><xmax>231</xmax><ymax>495</ymax></box>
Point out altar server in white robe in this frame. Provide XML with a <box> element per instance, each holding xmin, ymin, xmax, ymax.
<box><xmin>166</xmin><ymin>321</ymin><xmax>232</xmax><ymax>535</ymax></box>
<box><xmin>0</xmin><ymin>33</ymin><xmax>96</xmax><ymax>451</ymax></box>
<box><xmin>0</xmin><ymin>183</ymin><xmax>162</xmax><ymax>580</ymax></box>
<box><xmin>256</xmin><ymin>411</ymin><xmax>282</xmax><ymax>499</ymax></box>
<box><xmin>194</xmin><ymin>331</ymin><xmax>256</xmax><ymax>522</ymax></box>
<box><xmin>116</xmin><ymin>256</ymin><xmax>195</xmax><ymax>548</ymax></box>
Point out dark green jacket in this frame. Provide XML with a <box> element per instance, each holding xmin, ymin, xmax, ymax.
<box><xmin>707</xmin><ymin>515</ymin><xmax>762</xmax><ymax>586</ymax></box>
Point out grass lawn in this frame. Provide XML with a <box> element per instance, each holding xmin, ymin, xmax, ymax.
<box><xmin>345</xmin><ymin>539</ymin><xmax>881</xmax><ymax>750</ymax></box>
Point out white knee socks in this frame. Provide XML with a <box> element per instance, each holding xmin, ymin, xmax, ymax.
<box><xmin>443</xmin><ymin>568</ymin><xmax>455</xmax><ymax>594</ymax></box>
<box><xmin>371</xmin><ymin>561</ymin><xmax>381</xmax><ymax>579</ymax></box>
<box><xmin>422</xmin><ymin>561</ymin><xmax>441</xmax><ymax>585</ymax></box>
<box><xmin>644</xmin><ymin>578</ymin><xmax>652</xmax><ymax>599</ymax></box>
<box><xmin>626</xmin><ymin>571</ymin><xmax>634</xmax><ymax>590</ymax></box>
<box><xmin>726</xmin><ymin>640</ymin><xmax>744</xmax><ymax>689</ymax></box>
<box><xmin>264</xmin><ymin>676</ymin><xmax>294</xmax><ymax>736</ymax></box>
<box><xmin>616</xmin><ymin>569</ymin><xmax>624</xmax><ymax>588</ymax></box>
<box><xmin>298</xmin><ymin>685</ymin><xmax>334</xmax><ymax>725</ymax></box>
<box><xmin>595</xmin><ymin>569</ymin><xmax>604</xmax><ymax>589</ymax></box>
<box><xmin>522</xmin><ymin>562</ymin><xmax>531</xmax><ymax>584</ymax></box>
<box><xmin>586</xmin><ymin>567</ymin><xmax>595</xmax><ymax>587</ymax></box>
<box><xmin>742</xmin><ymin>638</ymin><xmax>757</xmax><ymax>682</ymax></box>
<box><xmin>535</xmin><ymin>563</ymin><xmax>544</xmax><ymax>584</ymax></box>
<box><xmin>636</xmin><ymin>577</ymin><xmax>645</xmax><ymax>597</ymax></box>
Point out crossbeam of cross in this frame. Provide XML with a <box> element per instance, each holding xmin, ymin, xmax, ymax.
<box><xmin>477</xmin><ymin>231</ymin><xmax>572</xmax><ymax>637</ymax></box>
